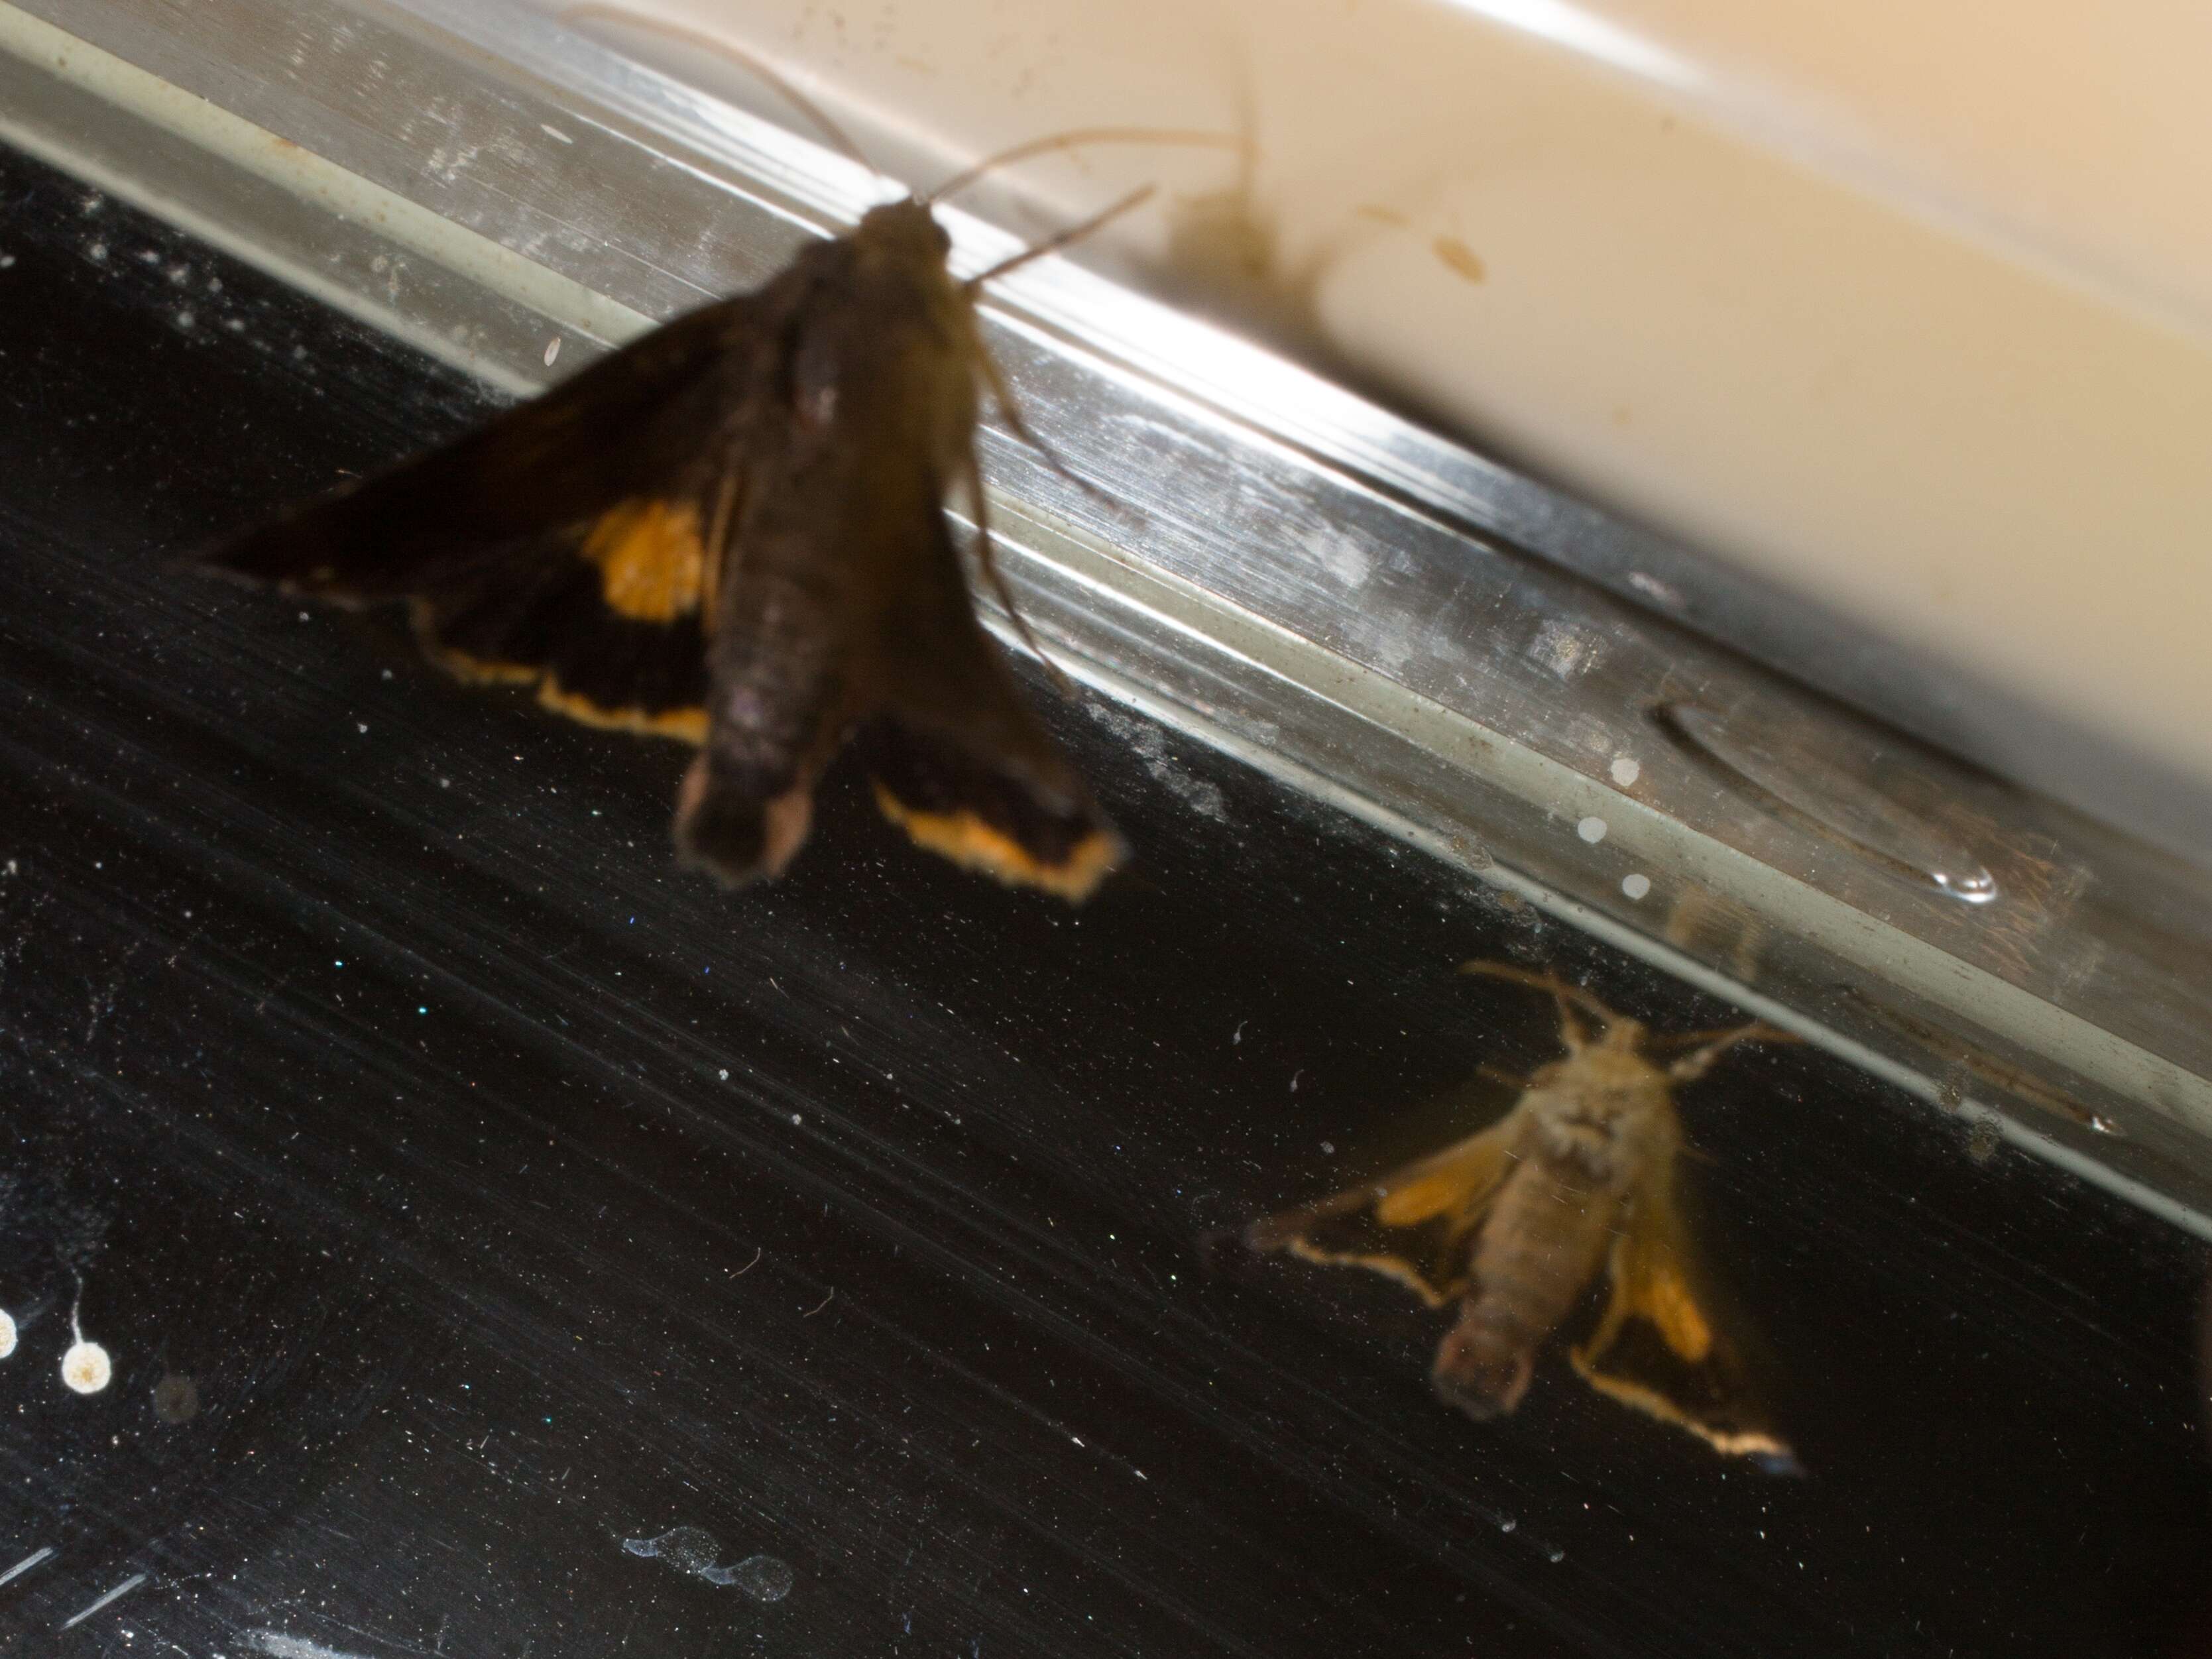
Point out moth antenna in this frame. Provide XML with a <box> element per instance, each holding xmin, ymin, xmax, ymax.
<box><xmin>561</xmin><ymin>5</ymin><xmax>882</xmax><ymax>182</ymax></box>
<box><xmin>1666</xmin><ymin>1021</ymin><xmax>1798</xmax><ymax>1082</ymax></box>
<box><xmin>962</xmin><ymin>185</ymin><xmax>1157</xmax><ymax>292</ymax></box>
<box><xmin>1457</xmin><ymin>960</ymin><xmax>1622</xmax><ymax>1047</ymax></box>
<box><xmin>1647</xmin><ymin>1025</ymin><xmax>1773</xmax><ymax>1053</ymax></box>
<box><xmin>928</xmin><ymin>127</ymin><xmax>1236</xmax><ymax>206</ymax></box>
<box><xmin>958</xmin><ymin>447</ymin><xmax>1074</xmax><ymax>696</ymax></box>
<box><xmin>1550</xmin><ymin>982</ymin><xmax>1592</xmax><ymax>1052</ymax></box>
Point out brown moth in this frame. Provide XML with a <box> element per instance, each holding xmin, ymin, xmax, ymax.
<box><xmin>205</xmin><ymin>19</ymin><xmax>1220</xmax><ymax>900</ymax></box>
<box><xmin>1247</xmin><ymin>961</ymin><xmax>1800</xmax><ymax>1467</ymax></box>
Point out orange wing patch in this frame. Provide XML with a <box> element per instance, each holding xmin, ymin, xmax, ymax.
<box><xmin>1580</xmin><ymin>1188</ymin><xmax>1714</xmax><ymax>1366</ymax></box>
<box><xmin>580</xmin><ymin>498</ymin><xmax>710</xmax><ymax>624</ymax></box>
<box><xmin>872</xmin><ymin>785</ymin><xmax>1122</xmax><ymax>902</ymax></box>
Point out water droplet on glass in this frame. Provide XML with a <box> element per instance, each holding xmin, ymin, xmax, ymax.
<box><xmin>1661</xmin><ymin>702</ymin><xmax>1999</xmax><ymax>903</ymax></box>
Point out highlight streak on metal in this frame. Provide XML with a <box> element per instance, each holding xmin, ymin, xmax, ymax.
<box><xmin>0</xmin><ymin>1546</ymin><xmax>54</xmax><ymax>1586</ymax></box>
<box><xmin>60</xmin><ymin>1571</ymin><xmax>146</xmax><ymax>1628</ymax></box>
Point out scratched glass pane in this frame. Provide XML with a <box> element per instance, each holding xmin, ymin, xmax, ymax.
<box><xmin>0</xmin><ymin>141</ymin><xmax>2207</xmax><ymax>1659</ymax></box>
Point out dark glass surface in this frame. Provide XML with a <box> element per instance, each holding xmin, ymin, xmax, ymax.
<box><xmin>1</xmin><ymin>145</ymin><xmax>2208</xmax><ymax>1658</ymax></box>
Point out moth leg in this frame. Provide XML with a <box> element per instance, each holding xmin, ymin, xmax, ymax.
<box><xmin>1645</xmin><ymin>1025</ymin><xmax>1759</xmax><ymax>1051</ymax></box>
<box><xmin>957</xmin><ymin>443</ymin><xmax>1074</xmax><ymax>695</ymax></box>
<box><xmin>1666</xmin><ymin>1021</ymin><xmax>1799</xmax><ymax>1082</ymax></box>
<box><xmin>972</xmin><ymin>341</ymin><xmax>1133</xmax><ymax>521</ymax></box>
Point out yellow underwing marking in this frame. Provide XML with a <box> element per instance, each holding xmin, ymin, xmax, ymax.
<box><xmin>1640</xmin><ymin>1259</ymin><xmax>1714</xmax><ymax>1361</ymax></box>
<box><xmin>418</xmin><ymin>620</ymin><xmax>540</xmax><ymax>687</ymax></box>
<box><xmin>1432</xmin><ymin>235</ymin><xmax>1485</xmax><ymax>283</ymax></box>
<box><xmin>414</xmin><ymin>602</ymin><xmax>707</xmax><ymax>744</ymax></box>
<box><xmin>538</xmin><ymin>683</ymin><xmax>709</xmax><ymax>744</ymax></box>
<box><xmin>872</xmin><ymin>784</ymin><xmax>1120</xmax><ymax>901</ymax></box>
<box><xmin>1376</xmin><ymin>1169</ymin><xmax>1484</xmax><ymax>1229</ymax></box>
<box><xmin>1569</xmin><ymin>1358</ymin><xmax>1793</xmax><ymax>1461</ymax></box>
<box><xmin>580</xmin><ymin>498</ymin><xmax>708</xmax><ymax>623</ymax></box>
<box><xmin>1282</xmin><ymin>1239</ymin><xmax>1460</xmax><ymax>1309</ymax></box>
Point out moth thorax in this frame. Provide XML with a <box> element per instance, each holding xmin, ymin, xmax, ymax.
<box><xmin>1525</xmin><ymin>1098</ymin><xmax>1641</xmax><ymax>1184</ymax></box>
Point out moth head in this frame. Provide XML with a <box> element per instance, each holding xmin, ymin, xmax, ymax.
<box><xmin>854</xmin><ymin>198</ymin><xmax>953</xmax><ymax>265</ymax></box>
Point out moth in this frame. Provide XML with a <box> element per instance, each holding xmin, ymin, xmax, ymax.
<box><xmin>205</xmin><ymin>16</ymin><xmax>1218</xmax><ymax>900</ymax></box>
<box><xmin>1246</xmin><ymin>961</ymin><xmax>1800</xmax><ymax>1467</ymax></box>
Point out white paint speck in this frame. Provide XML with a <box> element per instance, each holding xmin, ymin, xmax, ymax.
<box><xmin>86</xmin><ymin>241</ymin><xmax>107</xmax><ymax>262</ymax></box>
<box><xmin>1576</xmin><ymin>815</ymin><xmax>1608</xmax><ymax>844</ymax></box>
<box><xmin>1621</xmin><ymin>873</ymin><xmax>1651</xmax><ymax>901</ymax></box>
<box><xmin>0</xmin><ymin>1309</ymin><xmax>15</xmax><ymax>1358</ymax></box>
<box><xmin>1303</xmin><ymin>525</ymin><xmax>1372</xmax><ymax>587</ymax></box>
<box><xmin>1319</xmin><ymin>1140</ymin><xmax>1335</xmax><ymax>1155</ymax></box>
<box><xmin>544</xmin><ymin>336</ymin><xmax>562</xmax><ymax>367</ymax></box>
<box><xmin>1609</xmin><ymin>756</ymin><xmax>1641</xmax><ymax>787</ymax></box>
<box><xmin>1529</xmin><ymin>618</ymin><xmax>1602</xmax><ymax>679</ymax></box>
<box><xmin>62</xmin><ymin>1341</ymin><xmax>111</xmax><ymax>1395</ymax></box>
<box><xmin>1087</xmin><ymin>706</ymin><xmax>1229</xmax><ymax>824</ymax></box>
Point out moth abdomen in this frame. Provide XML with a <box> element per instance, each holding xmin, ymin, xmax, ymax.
<box><xmin>1440</xmin><ymin>1153</ymin><xmax>1621</xmax><ymax>1418</ymax></box>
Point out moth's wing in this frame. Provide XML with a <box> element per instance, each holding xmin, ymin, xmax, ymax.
<box><xmin>1244</xmin><ymin>1114</ymin><xmax>1521</xmax><ymax>1309</ymax></box>
<box><xmin>205</xmin><ymin>296</ymin><xmax>767</xmax><ymax>740</ymax></box>
<box><xmin>855</xmin><ymin>508</ymin><xmax>1123</xmax><ymax>901</ymax></box>
<box><xmin>1570</xmin><ymin>1161</ymin><xmax>1798</xmax><ymax>1469</ymax></box>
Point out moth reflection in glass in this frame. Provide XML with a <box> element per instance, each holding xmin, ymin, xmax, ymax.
<box><xmin>1247</xmin><ymin>962</ymin><xmax>1800</xmax><ymax>1469</ymax></box>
